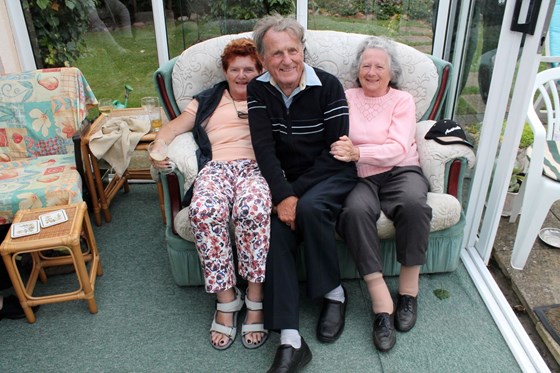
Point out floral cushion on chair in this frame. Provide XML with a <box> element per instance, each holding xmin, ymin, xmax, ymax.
<box><xmin>0</xmin><ymin>67</ymin><xmax>95</xmax><ymax>161</ymax></box>
<box><xmin>0</xmin><ymin>154</ymin><xmax>82</xmax><ymax>225</ymax></box>
<box><xmin>0</xmin><ymin>67</ymin><xmax>96</xmax><ymax>224</ymax></box>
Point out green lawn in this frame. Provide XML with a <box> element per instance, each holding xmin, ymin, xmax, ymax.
<box><xmin>74</xmin><ymin>15</ymin><xmax>434</xmax><ymax>109</ymax></box>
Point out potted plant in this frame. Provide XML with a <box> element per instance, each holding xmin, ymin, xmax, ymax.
<box><xmin>502</xmin><ymin>123</ymin><xmax>533</xmax><ymax>217</ymax></box>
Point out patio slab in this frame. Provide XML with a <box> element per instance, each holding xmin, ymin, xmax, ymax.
<box><xmin>493</xmin><ymin>201</ymin><xmax>560</xmax><ymax>369</ymax></box>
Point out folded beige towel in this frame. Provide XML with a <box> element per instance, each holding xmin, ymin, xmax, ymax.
<box><xmin>89</xmin><ymin>117</ymin><xmax>151</xmax><ymax>177</ymax></box>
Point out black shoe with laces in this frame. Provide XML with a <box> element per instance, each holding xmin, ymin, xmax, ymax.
<box><xmin>395</xmin><ymin>294</ymin><xmax>417</xmax><ymax>332</ymax></box>
<box><xmin>372</xmin><ymin>312</ymin><xmax>396</xmax><ymax>352</ymax></box>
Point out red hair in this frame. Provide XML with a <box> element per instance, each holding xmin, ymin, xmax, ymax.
<box><xmin>221</xmin><ymin>38</ymin><xmax>263</xmax><ymax>72</ymax></box>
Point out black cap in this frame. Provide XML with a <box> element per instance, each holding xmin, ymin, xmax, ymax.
<box><xmin>424</xmin><ymin>119</ymin><xmax>473</xmax><ymax>148</ymax></box>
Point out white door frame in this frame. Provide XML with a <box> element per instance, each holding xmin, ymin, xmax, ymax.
<box><xmin>4</xmin><ymin>1</ymin><xmax>35</xmax><ymax>71</ymax></box>
<box><xmin>462</xmin><ymin>0</ymin><xmax>554</xmax><ymax>371</ymax></box>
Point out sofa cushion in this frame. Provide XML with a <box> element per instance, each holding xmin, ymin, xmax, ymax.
<box><xmin>527</xmin><ymin>141</ymin><xmax>560</xmax><ymax>181</ymax></box>
<box><xmin>416</xmin><ymin>120</ymin><xmax>476</xmax><ymax>193</ymax></box>
<box><xmin>171</xmin><ymin>30</ymin><xmax>439</xmax><ymax>121</ymax></box>
<box><xmin>0</xmin><ymin>153</ymin><xmax>82</xmax><ymax>225</ymax></box>
<box><xmin>167</xmin><ymin>132</ymin><xmax>199</xmax><ymax>193</ymax></box>
<box><xmin>173</xmin><ymin>189</ymin><xmax>462</xmax><ymax>242</ymax></box>
<box><xmin>304</xmin><ymin>30</ymin><xmax>439</xmax><ymax>121</ymax></box>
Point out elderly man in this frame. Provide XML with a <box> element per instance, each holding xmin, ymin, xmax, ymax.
<box><xmin>248</xmin><ymin>15</ymin><xmax>357</xmax><ymax>372</ymax></box>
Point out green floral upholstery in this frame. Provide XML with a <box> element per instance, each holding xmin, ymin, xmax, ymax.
<box><xmin>0</xmin><ymin>67</ymin><xmax>96</xmax><ymax>224</ymax></box>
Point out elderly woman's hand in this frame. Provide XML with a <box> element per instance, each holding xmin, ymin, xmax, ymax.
<box><xmin>330</xmin><ymin>135</ymin><xmax>360</xmax><ymax>162</ymax></box>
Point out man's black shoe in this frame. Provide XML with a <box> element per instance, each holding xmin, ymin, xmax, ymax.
<box><xmin>373</xmin><ymin>312</ymin><xmax>396</xmax><ymax>352</ymax></box>
<box><xmin>316</xmin><ymin>286</ymin><xmax>346</xmax><ymax>343</ymax></box>
<box><xmin>395</xmin><ymin>294</ymin><xmax>417</xmax><ymax>332</ymax></box>
<box><xmin>267</xmin><ymin>338</ymin><xmax>312</xmax><ymax>373</ymax></box>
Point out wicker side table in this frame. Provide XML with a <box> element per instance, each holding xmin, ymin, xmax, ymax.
<box><xmin>81</xmin><ymin>107</ymin><xmax>167</xmax><ymax>226</ymax></box>
<box><xmin>0</xmin><ymin>202</ymin><xmax>103</xmax><ymax>323</ymax></box>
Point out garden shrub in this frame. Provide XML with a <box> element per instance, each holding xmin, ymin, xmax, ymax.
<box><xmin>375</xmin><ymin>0</ymin><xmax>402</xmax><ymax>21</ymax></box>
<box><xmin>209</xmin><ymin>0</ymin><xmax>295</xmax><ymax>20</ymax></box>
<box><xmin>22</xmin><ymin>0</ymin><xmax>92</xmax><ymax>68</ymax></box>
<box><xmin>312</xmin><ymin>0</ymin><xmax>364</xmax><ymax>17</ymax></box>
<box><xmin>405</xmin><ymin>0</ymin><xmax>433</xmax><ymax>21</ymax></box>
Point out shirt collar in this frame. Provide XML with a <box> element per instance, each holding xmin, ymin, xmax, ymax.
<box><xmin>257</xmin><ymin>63</ymin><xmax>322</xmax><ymax>90</ymax></box>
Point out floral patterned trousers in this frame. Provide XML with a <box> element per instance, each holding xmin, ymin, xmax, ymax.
<box><xmin>189</xmin><ymin>159</ymin><xmax>271</xmax><ymax>293</ymax></box>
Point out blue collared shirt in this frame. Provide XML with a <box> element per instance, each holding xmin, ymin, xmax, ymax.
<box><xmin>256</xmin><ymin>63</ymin><xmax>322</xmax><ymax>108</ymax></box>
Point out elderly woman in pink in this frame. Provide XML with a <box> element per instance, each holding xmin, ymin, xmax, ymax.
<box><xmin>331</xmin><ymin>36</ymin><xmax>431</xmax><ymax>353</ymax></box>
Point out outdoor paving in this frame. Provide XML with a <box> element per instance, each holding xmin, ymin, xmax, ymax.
<box><xmin>493</xmin><ymin>201</ymin><xmax>560</xmax><ymax>368</ymax></box>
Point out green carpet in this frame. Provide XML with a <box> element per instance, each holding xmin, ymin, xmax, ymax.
<box><xmin>0</xmin><ymin>184</ymin><xmax>521</xmax><ymax>372</ymax></box>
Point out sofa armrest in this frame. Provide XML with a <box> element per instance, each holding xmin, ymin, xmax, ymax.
<box><xmin>421</xmin><ymin>56</ymin><xmax>452</xmax><ymax>121</ymax></box>
<box><xmin>161</xmin><ymin>132</ymin><xmax>199</xmax><ymax>234</ymax></box>
<box><xmin>154</xmin><ymin>56</ymin><xmax>181</xmax><ymax>120</ymax></box>
<box><xmin>416</xmin><ymin>120</ymin><xmax>476</xmax><ymax>197</ymax></box>
<box><xmin>162</xmin><ymin>171</ymin><xmax>184</xmax><ymax>235</ymax></box>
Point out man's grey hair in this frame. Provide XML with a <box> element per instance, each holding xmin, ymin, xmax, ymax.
<box><xmin>354</xmin><ymin>36</ymin><xmax>402</xmax><ymax>89</ymax></box>
<box><xmin>252</xmin><ymin>14</ymin><xmax>305</xmax><ymax>56</ymax></box>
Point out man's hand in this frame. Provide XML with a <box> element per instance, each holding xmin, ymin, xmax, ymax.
<box><xmin>276</xmin><ymin>196</ymin><xmax>298</xmax><ymax>230</ymax></box>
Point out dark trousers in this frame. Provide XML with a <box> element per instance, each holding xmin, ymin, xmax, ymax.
<box><xmin>0</xmin><ymin>260</ymin><xmax>8</xmax><ymax>290</ymax></box>
<box><xmin>337</xmin><ymin>166</ymin><xmax>432</xmax><ymax>276</ymax></box>
<box><xmin>263</xmin><ymin>167</ymin><xmax>357</xmax><ymax>331</ymax></box>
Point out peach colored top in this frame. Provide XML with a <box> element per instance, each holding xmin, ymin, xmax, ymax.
<box><xmin>185</xmin><ymin>90</ymin><xmax>255</xmax><ymax>161</ymax></box>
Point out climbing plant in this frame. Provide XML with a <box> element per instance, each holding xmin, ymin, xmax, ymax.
<box><xmin>22</xmin><ymin>0</ymin><xmax>93</xmax><ymax>68</ymax></box>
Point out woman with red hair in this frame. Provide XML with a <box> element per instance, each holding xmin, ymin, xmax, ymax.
<box><xmin>151</xmin><ymin>38</ymin><xmax>271</xmax><ymax>351</ymax></box>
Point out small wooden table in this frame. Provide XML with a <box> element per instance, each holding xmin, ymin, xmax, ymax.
<box><xmin>81</xmin><ymin>108</ymin><xmax>167</xmax><ymax>226</ymax></box>
<box><xmin>0</xmin><ymin>202</ymin><xmax>102</xmax><ymax>323</ymax></box>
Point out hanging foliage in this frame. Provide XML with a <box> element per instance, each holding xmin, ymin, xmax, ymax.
<box><xmin>23</xmin><ymin>0</ymin><xmax>94</xmax><ymax>68</ymax></box>
<box><xmin>209</xmin><ymin>0</ymin><xmax>295</xmax><ymax>20</ymax></box>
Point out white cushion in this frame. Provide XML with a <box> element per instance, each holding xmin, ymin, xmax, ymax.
<box><xmin>171</xmin><ymin>30</ymin><xmax>438</xmax><ymax>120</ymax></box>
<box><xmin>174</xmin><ymin>206</ymin><xmax>195</xmax><ymax>242</ymax></box>
<box><xmin>176</xmin><ymin>191</ymin><xmax>462</xmax><ymax>243</ymax></box>
<box><xmin>304</xmin><ymin>30</ymin><xmax>438</xmax><ymax>121</ymax></box>
<box><xmin>167</xmin><ymin>132</ymin><xmax>199</xmax><ymax>193</ymax></box>
<box><xmin>416</xmin><ymin>120</ymin><xmax>476</xmax><ymax>193</ymax></box>
<box><xmin>377</xmin><ymin>192</ymin><xmax>462</xmax><ymax>239</ymax></box>
<box><xmin>172</xmin><ymin>32</ymin><xmax>251</xmax><ymax>111</ymax></box>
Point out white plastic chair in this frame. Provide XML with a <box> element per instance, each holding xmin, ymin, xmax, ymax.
<box><xmin>509</xmin><ymin>67</ymin><xmax>560</xmax><ymax>269</ymax></box>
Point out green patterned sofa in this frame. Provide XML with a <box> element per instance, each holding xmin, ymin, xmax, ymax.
<box><xmin>153</xmin><ymin>30</ymin><xmax>476</xmax><ymax>286</ymax></box>
<box><xmin>0</xmin><ymin>67</ymin><xmax>96</xmax><ymax>225</ymax></box>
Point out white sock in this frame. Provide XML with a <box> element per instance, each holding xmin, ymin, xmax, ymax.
<box><xmin>280</xmin><ymin>329</ymin><xmax>301</xmax><ymax>348</ymax></box>
<box><xmin>324</xmin><ymin>284</ymin><xmax>345</xmax><ymax>303</ymax></box>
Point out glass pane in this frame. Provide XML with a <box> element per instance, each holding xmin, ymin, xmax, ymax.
<box><xmin>22</xmin><ymin>0</ymin><xmax>160</xmax><ymax>108</ymax></box>
<box><xmin>452</xmin><ymin>1</ymin><xmax>506</xmax><ymax>151</ymax></box>
<box><xmin>307</xmin><ymin>0</ymin><xmax>436</xmax><ymax>54</ymax></box>
<box><xmin>166</xmin><ymin>1</ymin><xmax>296</xmax><ymax>58</ymax></box>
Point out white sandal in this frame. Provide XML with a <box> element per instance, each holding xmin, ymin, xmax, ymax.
<box><xmin>210</xmin><ymin>287</ymin><xmax>244</xmax><ymax>350</ymax></box>
<box><xmin>241</xmin><ymin>297</ymin><xmax>269</xmax><ymax>349</ymax></box>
